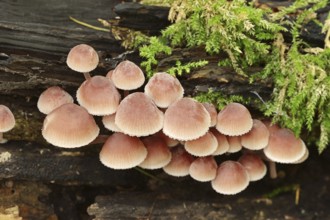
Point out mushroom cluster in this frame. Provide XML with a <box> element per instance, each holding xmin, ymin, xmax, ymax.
<box><xmin>39</xmin><ymin>44</ymin><xmax>308</xmax><ymax>195</ymax></box>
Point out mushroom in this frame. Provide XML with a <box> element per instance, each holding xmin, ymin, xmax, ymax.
<box><xmin>189</xmin><ymin>156</ymin><xmax>217</xmax><ymax>182</ymax></box>
<box><xmin>42</xmin><ymin>103</ymin><xmax>99</xmax><ymax>148</ymax></box>
<box><xmin>263</xmin><ymin>128</ymin><xmax>306</xmax><ymax>164</ymax></box>
<box><xmin>201</xmin><ymin>102</ymin><xmax>218</xmax><ymax>127</ymax></box>
<box><xmin>99</xmin><ymin>132</ymin><xmax>147</xmax><ymax>170</ymax></box>
<box><xmin>210</xmin><ymin>128</ymin><xmax>230</xmax><ymax>156</ymax></box>
<box><xmin>37</xmin><ymin>86</ymin><xmax>74</xmax><ymax>114</ymax></box>
<box><xmin>163</xmin><ymin>146</ymin><xmax>194</xmax><ymax>177</ymax></box>
<box><xmin>111</xmin><ymin>60</ymin><xmax>145</xmax><ymax>96</ymax></box>
<box><xmin>139</xmin><ymin>136</ymin><xmax>172</xmax><ymax>170</ymax></box>
<box><xmin>115</xmin><ymin>92</ymin><xmax>164</xmax><ymax>137</ymax></box>
<box><xmin>216</xmin><ymin>102</ymin><xmax>253</xmax><ymax>136</ymax></box>
<box><xmin>163</xmin><ymin>98</ymin><xmax>211</xmax><ymax>141</ymax></box>
<box><xmin>66</xmin><ymin>44</ymin><xmax>99</xmax><ymax>79</ymax></box>
<box><xmin>76</xmin><ymin>75</ymin><xmax>121</xmax><ymax>116</ymax></box>
<box><xmin>102</xmin><ymin>113</ymin><xmax>122</xmax><ymax>133</ymax></box>
<box><xmin>153</xmin><ymin>131</ymin><xmax>179</xmax><ymax>147</ymax></box>
<box><xmin>238</xmin><ymin>153</ymin><xmax>267</xmax><ymax>181</ymax></box>
<box><xmin>184</xmin><ymin>131</ymin><xmax>218</xmax><ymax>157</ymax></box>
<box><xmin>241</xmin><ymin>119</ymin><xmax>270</xmax><ymax>150</ymax></box>
<box><xmin>0</xmin><ymin>105</ymin><xmax>15</xmax><ymax>143</ymax></box>
<box><xmin>144</xmin><ymin>72</ymin><xmax>184</xmax><ymax>108</ymax></box>
<box><xmin>211</xmin><ymin>160</ymin><xmax>250</xmax><ymax>195</ymax></box>
<box><xmin>226</xmin><ymin>136</ymin><xmax>242</xmax><ymax>153</ymax></box>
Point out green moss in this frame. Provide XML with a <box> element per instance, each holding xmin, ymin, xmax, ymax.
<box><xmin>136</xmin><ymin>0</ymin><xmax>330</xmax><ymax>152</ymax></box>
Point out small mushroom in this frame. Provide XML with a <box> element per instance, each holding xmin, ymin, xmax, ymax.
<box><xmin>238</xmin><ymin>153</ymin><xmax>267</xmax><ymax>181</ymax></box>
<box><xmin>184</xmin><ymin>131</ymin><xmax>218</xmax><ymax>157</ymax></box>
<box><xmin>42</xmin><ymin>103</ymin><xmax>99</xmax><ymax>148</ymax></box>
<box><xmin>163</xmin><ymin>146</ymin><xmax>194</xmax><ymax>177</ymax></box>
<box><xmin>211</xmin><ymin>160</ymin><xmax>250</xmax><ymax>195</ymax></box>
<box><xmin>227</xmin><ymin>136</ymin><xmax>242</xmax><ymax>153</ymax></box>
<box><xmin>163</xmin><ymin>98</ymin><xmax>211</xmax><ymax>141</ymax></box>
<box><xmin>115</xmin><ymin>92</ymin><xmax>164</xmax><ymax>137</ymax></box>
<box><xmin>241</xmin><ymin>119</ymin><xmax>270</xmax><ymax>150</ymax></box>
<box><xmin>76</xmin><ymin>75</ymin><xmax>121</xmax><ymax>116</ymax></box>
<box><xmin>66</xmin><ymin>44</ymin><xmax>99</xmax><ymax>79</ymax></box>
<box><xmin>210</xmin><ymin>128</ymin><xmax>230</xmax><ymax>156</ymax></box>
<box><xmin>37</xmin><ymin>86</ymin><xmax>74</xmax><ymax>114</ymax></box>
<box><xmin>189</xmin><ymin>156</ymin><xmax>217</xmax><ymax>182</ymax></box>
<box><xmin>99</xmin><ymin>132</ymin><xmax>147</xmax><ymax>170</ymax></box>
<box><xmin>144</xmin><ymin>72</ymin><xmax>184</xmax><ymax>108</ymax></box>
<box><xmin>216</xmin><ymin>102</ymin><xmax>253</xmax><ymax>136</ymax></box>
<box><xmin>0</xmin><ymin>105</ymin><xmax>15</xmax><ymax>143</ymax></box>
<box><xmin>202</xmin><ymin>102</ymin><xmax>218</xmax><ymax>127</ymax></box>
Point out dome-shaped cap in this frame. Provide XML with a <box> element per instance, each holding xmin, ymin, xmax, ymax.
<box><xmin>211</xmin><ymin>160</ymin><xmax>249</xmax><ymax>195</ymax></box>
<box><xmin>139</xmin><ymin>136</ymin><xmax>172</xmax><ymax>169</ymax></box>
<box><xmin>227</xmin><ymin>136</ymin><xmax>242</xmax><ymax>153</ymax></box>
<box><xmin>216</xmin><ymin>102</ymin><xmax>253</xmax><ymax>136</ymax></box>
<box><xmin>144</xmin><ymin>72</ymin><xmax>184</xmax><ymax>108</ymax></box>
<box><xmin>0</xmin><ymin>105</ymin><xmax>15</xmax><ymax>132</ymax></box>
<box><xmin>37</xmin><ymin>86</ymin><xmax>74</xmax><ymax>114</ymax></box>
<box><xmin>163</xmin><ymin>98</ymin><xmax>211</xmax><ymax>141</ymax></box>
<box><xmin>263</xmin><ymin>128</ymin><xmax>306</xmax><ymax>164</ymax></box>
<box><xmin>77</xmin><ymin>75</ymin><xmax>121</xmax><ymax>116</ymax></box>
<box><xmin>163</xmin><ymin>146</ymin><xmax>194</xmax><ymax>177</ymax></box>
<box><xmin>189</xmin><ymin>156</ymin><xmax>217</xmax><ymax>182</ymax></box>
<box><xmin>202</xmin><ymin>103</ymin><xmax>217</xmax><ymax>127</ymax></box>
<box><xmin>99</xmin><ymin>132</ymin><xmax>147</xmax><ymax>170</ymax></box>
<box><xmin>115</xmin><ymin>92</ymin><xmax>164</xmax><ymax>137</ymax></box>
<box><xmin>210</xmin><ymin>128</ymin><xmax>230</xmax><ymax>156</ymax></box>
<box><xmin>66</xmin><ymin>44</ymin><xmax>99</xmax><ymax>73</ymax></box>
<box><xmin>42</xmin><ymin>103</ymin><xmax>100</xmax><ymax>148</ymax></box>
<box><xmin>238</xmin><ymin>153</ymin><xmax>267</xmax><ymax>181</ymax></box>
<box><xmin>111</xmin><ymin>60</ymin><xmax>145</xmax><ymax>90</ymax></box>
<box><xmin>184</xmin><ymin>131</ymin><xmax>218</xmax><ymax>157</ymax></box>
<box><xmin>241</xmin><ymin>119</ymin><xmax>269</xmax><ymax>150</ymax></box>
<box><xmin>102</xmin><ymin>113</ymin><xmax>122</xmax><ymax>133</ymax></box>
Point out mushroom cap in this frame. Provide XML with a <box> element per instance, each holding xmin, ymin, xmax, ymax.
<box><xmin>0</xmin><ymin>105</ymin><xmax>15</xmax><ymax>132</ymax></box>
<box><xmin>144</xmin><ymin>72</ymin><xmax>184</xmax><ymax>108</ymax></box>
<box><xmin>115</xmin><ymin>92</ymin><xmax>164</xmax><ymax>137</ymax></box>
<box><xmin>263</xmin><ymin>128</ymin><xmax>306</xmax><ymax>164</ymax></box>
<box><xmin>154</xmin><ymin>131</ymin><xmax>179</xmax><ymax>147</ymax></box>
<box><xmin>189</xmin><ymin>156</ymin><xmax>217</xmax><ymax>182</ymax></box>
<box><xmin>111</xmin><ymin>60</ymin><xmax>145</xmax><ymax>90</ymax></box>
<box><xmin>184</xmin><ymin>131</ymin><xmax>218</xmax><ymax>157</ymax></box>
<box><xmin>216</xmin><ymin>102</ymin><xmax>253</xmax><ymax>136</ymax></box>
<box><xmin>139</xmin><ymin>136</ymin><xmax>172</xmax><ymax>169</ymax></box>
<box><xmin>66</xmin><ymin>44</ymin><xmax>99</xmax><ymax>73</ymax></box>
<box><xmin>163</xmin><ymin>146</ymin><xmax>195</xmax><ymax>177</ymax></box>
<box><xmin>210</xmin><ymin>128</ymin><xmax>230</xmax><ymax>156</ymax></box>
<box><xmin>241</xmin><ymin>119</ymin><xmax>270</xmax><ymax>150</ymax></box>
<box><xmin>227</xmin><ymin>136</ymin><xmax>242</xmax><ymax>153</ymax></box>
<box><xmin>102</xmin><ymin>113</ymin><xmax>122</xmax><ymax>132</ymax></box>
<box><xmin>99</xmin><ymin>132</ymin><xmax>147</xmax><ymax>170</ymax></box>
<box><xmin>76</xmin><ymin>75</ymin><xmax>121</xmax><ymax>116</ymax></box>
<box><xmin>238</xmin><ymin>153</ymin><xmax>267</xmax><ymax>181</ymax></box>
<box><xmin>37</xmin><ymin>86</ymin><xmax>74</xmax><ymax>114</ymax></box>
<box><xmin>293</xmin><ymin>143</ymin><xmax>309</xmax><ymax>164</ymax></box>
<box><xmin>211</xmin><ymin>160</ymin><xmax>250</xmax><ymax>195</ymax></box>
<box><xmin>42</xmin><ymin>103</ymin><xmax>100</xmax><ymax>148</ymax></box>
<box><xmin>202</xmin><ymin>103</ymin><xmax>218</xmax><ymax>127</ymax></box>
<box><xmin>163</xmin><ymin>98</ymin><xmax>211</xmax><ymax>141</ymax></box>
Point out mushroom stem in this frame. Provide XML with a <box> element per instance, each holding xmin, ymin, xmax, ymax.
<box><xmin>268</xmin><ymin>160</ymin><xmax>277</xmax><ymax>179</ymax></box>
<box><xmin>0</xmin><ymin>132</ymin><xmax>8</xmax><ymax>144</ymax></box>
<box><xmin>89</xmin><ymin>134</ymin><xmax>109</xmax><ymax>145</ymax></box>
<box><xmin>83</xmin><ymin>72</ymin><xmax>91</xmax><ymax>80</ymax></box>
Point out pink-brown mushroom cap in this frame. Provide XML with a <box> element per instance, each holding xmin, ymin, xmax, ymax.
<box><xmin>111</xmin><ymin>60</ymin><xmax>145</xmax><ymax>90</ymax></box>
<box><xmin>241</xmin><ymin>119</ymin><xmax>270</xmax><ymax>150</ymax></box>
<box><xmin>238</xmin><ymin>153</ymin><xmax>267</xmax><ymax>181</ymax></box>
<box><xmin>115</xmin><ymin>92</ymin><xmax>164</xmax><ymax>137</ymax></box>
<box><xmin>163</xmin><ymin>98</ymin><xmax>211</xmax><ymax>141</ymax></box>
<box><xmin>0</xmin><ymin>105</ymin><xmax>15</xmax><ymax>132</ymax></box>
<box><xmin>37</xmin><ymin>86</ymin><xmax>74</xmax><ymax>114</ymax></box>
<box><xmin>189</xmin><ymin>156</ymin><xmax>217</xmax><ymax>182</ymax></box>
<box><xmin>77</xmin><ymin>75</ymin><xmax>121</xmax><ymax>116</ymax></box>
<box><xmin>66</xmin><ymin>44</ymin><xmax>99</xmax><ymax>73</ymax></box>
<box><xmin>202</xmin><ymin>103</ymin><xmax>218</xmax><ymax>127</ymax></box>
<box><xmin>184</xmin><ymin>131</ymin><xmax>218</xmax><ymax>157</ymax></box>
<box><xmin>139</xmin><ymin>136</ymin><xmax>172</xmax><ymax>169</ymax></box>
<box><xmin>99</xmin><ymin>132</ymin><xmax>147</xmax><ymax>170</ymax></box>
<box><xmin>42</xmin><ymin>103</ymin><xmax>100</xmax><ymax>148</ymax></box>
<box><xmin>210</xmin><ymin>128</ymin><xmax>230</xmax><ymax>155</ymax></box>
<box><xmin>163</xmin><ymin>146</ymin><xmax>195</xmax><ymax>177</ymax></box>
<box><xmin>144</xmin><ymin>72</ymin><xmax>184</xmax><ymax>108</ymax></box>
<box><xmin>227</xmin><ymin>136</ymin><xmax>242</xmax><ymax>153</ymax></box>
<box><xmin>263</xmin><ymin>128</ymin><xmax>306</xmax><ymax>164</ymax></box>
<box><xmin>211</xmin><ymin>160</ymin><xmax>250</xmax><ymax>195</ymax></box>
<box><xmin>216</xmin><ymin>102</ymin><xmax>253</xmax><ymax>136</ymax></box>
<box><xmin>154</xmin><ymin>131</ymin><xmax>180</xmax><ymax>147</ymax></box>
<box><xmin>102</xmin><ymin>113</ymin><xmax>122</xmax><ymax>132</ymax></box>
